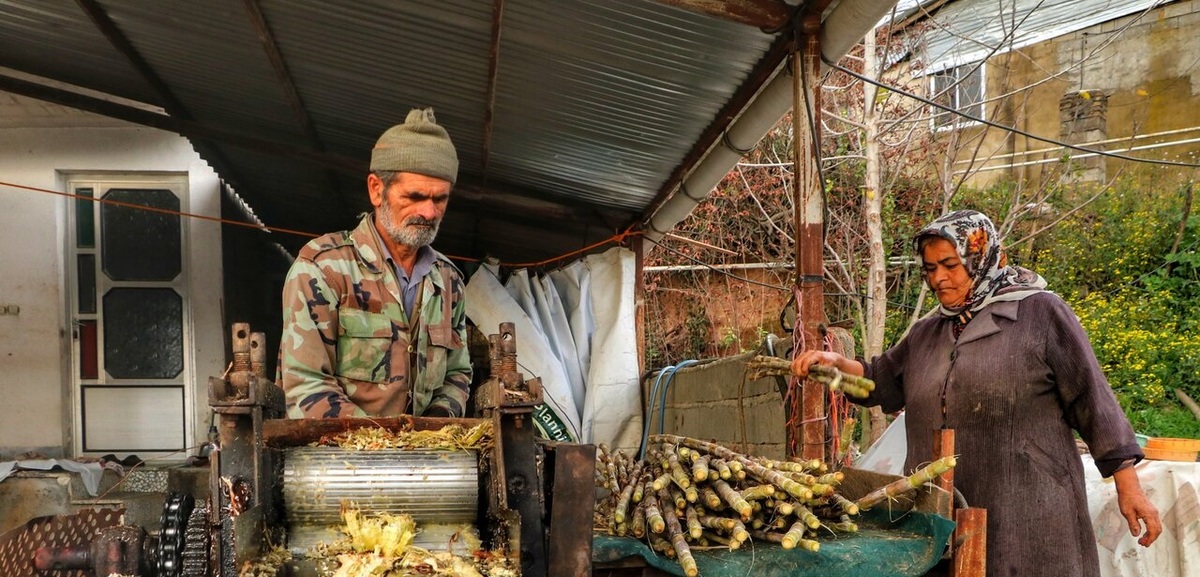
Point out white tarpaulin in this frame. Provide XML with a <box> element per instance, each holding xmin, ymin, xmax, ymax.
<box><xmin>1084</xmin><ymin>453</ymin><xmax>1200</xmax><ymax>577</ymax></box>
<box><xmin>465</xmin><ymin>247</ymin><xmax>642</xmax><ymax>451</ymax></box>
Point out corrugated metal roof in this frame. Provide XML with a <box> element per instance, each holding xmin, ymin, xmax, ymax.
<box><xmin>903</xmin><ymin>0</ymin><xmax>1168</xmax><ymax>72</ymax></box>
<box><xmin>0</xmin><ymin>0</ymin><xmax>883</xmax><ymax>264</ymax></box>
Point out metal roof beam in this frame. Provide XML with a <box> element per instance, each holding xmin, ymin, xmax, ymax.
<box><xmin>242</xmin><ymin>0</ymin><xmax>348</xmax><ymax>216</ymax></box>
<box><xmin>482</xmin><ymin>0</ymin><xmax>505</xmax><ymax>178</ymax></box>
<box><xmin>651</xmin><ymin>0</ymin><xmax>794</xmax><ymax>30</ymax></box>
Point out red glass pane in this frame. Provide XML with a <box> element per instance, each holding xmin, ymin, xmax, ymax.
<box><xmin>80</xmin><ymin>320</ymin><xmax>98</xmax><ymax>380</ymax></box>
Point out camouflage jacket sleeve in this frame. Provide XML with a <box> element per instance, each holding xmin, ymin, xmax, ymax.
<box><xmin>423</xmin><ymin>266</ymin><xmax>472</xmax><ymax>417</ymax></box>
<box><xmin>277</xmin><ymin>257</ymin><xmax>367</xmax><ymax>419</ymax></box>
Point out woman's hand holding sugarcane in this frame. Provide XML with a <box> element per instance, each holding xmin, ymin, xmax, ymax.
<box><xmin>790</xmin><ymin>350</ymin><xmax>866</xmax><ymax>381</ymax></box>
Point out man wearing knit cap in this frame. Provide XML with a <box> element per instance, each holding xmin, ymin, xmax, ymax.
<box><xmin>277</xmin><ymin>108</ymin><xmax>471</xmax><ymax>419</ymax></box>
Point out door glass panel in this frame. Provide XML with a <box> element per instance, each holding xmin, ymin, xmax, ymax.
<box><xmin>76</xmin><ymin>187</ymin><xmax>94</xmax><ymax>248</ymax></box>
<box><xmin>80</xmin><ymin>320</ymin><xmax>98</xmax><ymax>380</ymax></box>
<box><xmin>103</xmin><ymin>287</ymin><xmax>183</xmax><ymax>379</ymax></box>
<box><xmin>100</xmin><ymin>188</ymin><xmax>181</xmax><ymax>281</ymax></box>
<box><xmin>77</xmin><ymin>254</ymin><xmax>96</xmax><ymax>314</ymax></box>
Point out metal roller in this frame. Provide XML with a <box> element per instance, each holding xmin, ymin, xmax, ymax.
<box><xmin>282</xmin><ymin>447</ymin><xmax>480</xmax><ymax>526</ymax></box>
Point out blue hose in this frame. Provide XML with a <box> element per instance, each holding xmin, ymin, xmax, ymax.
<box><xmin>638</xmin><ymin>359</ymin><xmax>700</xmax><ymax>460</ymax></box>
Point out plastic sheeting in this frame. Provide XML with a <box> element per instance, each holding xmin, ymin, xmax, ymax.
<box><xmin>593</xmin><ymin>508</ymin><xmax>955</xmax><ymax>577</ymax></box>
<box><xmin>1084</xmin><ymin>453</ymin><xmax>1200</xmax><ymax>577</ymax></box>
<box><xmin>465</xmin><ymin>247</ymin><xmax>642</xmax><ymax>451</ymax></box>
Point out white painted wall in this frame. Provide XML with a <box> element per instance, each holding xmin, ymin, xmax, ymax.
<box><xmin>0</xmin><ymin>96</ymin><xmax>224</xmax><ymax>458</ymax></box>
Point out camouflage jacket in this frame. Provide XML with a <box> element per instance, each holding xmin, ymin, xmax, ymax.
<box><xmin>277</xmin><ymin>214</ymin><xmax>471</xmax><ymax>418</ymax></box>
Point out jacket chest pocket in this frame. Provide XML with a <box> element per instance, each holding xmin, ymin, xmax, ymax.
<box><xmin>336</xmin><ymin>309</ymin><xmax>393</xmax><ymax>383</ymax></box>
<box><xmin>414</xmin><ymin>325</ymin><xmax>461</xmax><ymax>385</ymax></box>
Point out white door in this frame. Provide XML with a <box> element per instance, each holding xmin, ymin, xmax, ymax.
<box><xmin>67</xmin><ymin>175</ymin><xmax>192</xmax><ymax>460</ymax></box>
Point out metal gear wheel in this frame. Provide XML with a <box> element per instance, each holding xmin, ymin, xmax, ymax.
<box><xmin>157</xmin><ymin>492</ymin><xmax>196</xmax><ymax>577</ymax></box>
<box><xmin>180</xmin><ymin>499</ymin><xmax>211</xmax><ymax>577</ymax></box>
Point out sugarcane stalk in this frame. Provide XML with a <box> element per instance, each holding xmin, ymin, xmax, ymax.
<box><xmin>631</xmin><ymin>502</ymin><xmax>647</xmax><ymax>538</ymax></box>
<box><xmin>684</xmin><ymin>505</ymin><xmax>702</xmax><ymax>539</ymax></box>
<box><xmin>712</xmin><ymin>479</ymin><xmax>753</xmax><ymax>521</ymax></box>
<box><xmin>704</xmin><ymin>531</ymin><xmax>739</xmax><ymax>550</ymax></box>
<box><xmin>612</xmin><ymin>460</ymin><xmax>644</xmax><ymax>525</ymax></box>
<box><xmin>643</xmin><ymin>487</ymin><xmax>666</xmax><ymax>534</ymax></box>
<box><xmin>710</xmin><ymin>458</ymin><xmax>732</xmax><ymax>480</ymax></box>
<box><xmin>749</xmin><ymin>529</ymin><xmax>787</xmax><ymax>545</ymax></box>
<box><xmin>856</xmin><ymin>455</ymin><xmax>958</xmax><ymax>510</ymax></box>
<box><xmin>658</xmin><ymin>489</ymin><xmax>699</xmax><ymax>577</ymax></box>
<box><xmin>793</xmin><ymin>503</ymin><xmax>820</xmax><ymax>529</ymax></box>
<box><xmin>666</xmin><ymin>448</ymin><xmax>692</xmax><ymax>490</ymax></box>
<box><xmin>830</xmin><ymin>493</ymin><xmax>859</xmax><ymax>516</ymax></box>
<box><xmin>739</xmin><ymin>484</ymin><xmax>776</xmax><ymax>501</ymax></box>
<box><xmin>691</xmin><ymin>454</ymin><xmax>711</xmax><ymax>482</ymax></box>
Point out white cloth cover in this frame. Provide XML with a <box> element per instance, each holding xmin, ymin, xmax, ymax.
<box><xmin>465</xmin><ymin>247</ymin><xmax>641</xmax><ymax>451</ymax></box>
<box><xmin>0</xmin><ymin>460</ymin><xmax>105</xmax><ymax>496</ymax></box>
<box><xmin>1084</xmin><ymin>453</ymin><xmax>1200</xmax><ymax>577</ymax></box>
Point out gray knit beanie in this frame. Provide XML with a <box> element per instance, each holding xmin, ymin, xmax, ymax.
<box><xmin>370</xmin><ymin>108</ymin><xmax>458</xmax><ymax>184</ymax></box>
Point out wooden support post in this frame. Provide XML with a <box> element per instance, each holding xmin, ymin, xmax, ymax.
<box><xmin>952</xmin><ymin>508</ymin><xmax>987</xmax><ymax>577</ymax></box>
<box><xmin>932</xmin><ymin>429</ymin><xmax>955</xmax><ymax>519</ymax></box>
<box><xmin>791</xmin><ymin>11</ymin><xmax>827</xmax><ymax>463</ymax></box>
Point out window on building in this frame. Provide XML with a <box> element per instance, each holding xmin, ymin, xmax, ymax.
<box><xmin>930</xmin><ymin>63</ymin><xmax>984</xmax><ymax>130</ymax></box>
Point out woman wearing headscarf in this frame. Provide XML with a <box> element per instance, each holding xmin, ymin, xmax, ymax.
<box><xmin>792</xmin><ymin>210</ymin><xmax>1161</xmax><ymax>577</ymax></box>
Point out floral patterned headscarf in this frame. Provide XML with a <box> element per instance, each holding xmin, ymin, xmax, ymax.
<box><xmin>914</xmin><ymin>210</ymin><xmax>1047</xmax><ymax>319</ymax></box>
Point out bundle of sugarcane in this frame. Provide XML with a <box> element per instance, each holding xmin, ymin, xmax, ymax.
<box><xmin>595</xmin><ymin>436</ymin><xmax>867</xmax><ymax>577</ymax></box>
<box><xmin>744</xmin><ymin>355</ymin><xmax>875</xmax><ymax>398</ymax></box>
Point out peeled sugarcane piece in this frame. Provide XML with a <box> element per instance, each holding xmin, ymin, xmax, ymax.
<box><xmin>856</xmin><ymin>455</ymin><xmax>958</xmax><ymax>510</ymax></box>
<box><xmin>684</xmin><ymin>505</ymin><xmax>703</xmax><ymax>539</ymax></box>
<box><xmin>691</xmin><ymin>454</ymin><xmax>711</xmax><ymax>482</ymax></box>
<box><xmin>830</xmin><ymin>493</ymin><xmax>859</xmax><ymax>516</ymax></box>
<box><xmin>683</xmin><ymin>485</ymin><xmax>699</xmax><ymax>504</ymax></box>
<box><xmin>658</xmin><ymin>488</ymin><xmax>699</xmax><ymax>577</ymax></box>
<box><xmin>740</xmin><ymin>484</ymin><xmax>775</xmax><ymax>501</ymax></box>
<box><xmin>712</xmin><ymin>479</ymin><xmax>753</xmax><ymax>521</ymax></box>
<box><xmin>731</xmin><ymin>519</ymin><xmax>750</xmax><ymax>544</ymax></box>
<box><xmin>643</xmin><ymin>488</ymin><xmax>666</xmax><ymax>534</ymax></box>
<box><xmin>612</xmin><ymin>460</ymin><xmax>644</xmax><ymax>525</ymax></box>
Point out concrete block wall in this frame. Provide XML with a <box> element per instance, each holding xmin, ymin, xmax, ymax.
<box><xmin>644</xmin><ymin>351</ymin><xmax>788</xmax><ymax>459</ymax></box>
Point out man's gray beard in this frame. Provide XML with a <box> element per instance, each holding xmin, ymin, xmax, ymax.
<box><xmin>380</xmin><ymin>205</ymin><xmax>440</xmax><ymax>248</ymax></box>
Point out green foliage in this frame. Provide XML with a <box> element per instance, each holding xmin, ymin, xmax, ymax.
<box><xmin>1002</xmin><ymin>176</ymin><xmax>1200</xmax><ymax>437</ymax></box>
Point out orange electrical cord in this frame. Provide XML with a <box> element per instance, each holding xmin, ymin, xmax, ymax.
<box><xmin>2</xmin><ymin>180</ymin><xmax>639</xmax><ymax>269</ymax></box>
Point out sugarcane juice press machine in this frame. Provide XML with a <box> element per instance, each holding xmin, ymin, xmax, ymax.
<box><xmin>212</xmin><ymin>321</ymin><xmax>596</xmax><ymax>577</ymax></box>
<box><xmin>29</xmin><ymin>322</ymin><xmax>596</xmax><ymax>577</ymax></box>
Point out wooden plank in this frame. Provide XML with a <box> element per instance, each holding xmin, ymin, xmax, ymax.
<box><xmin>952</xmin><ymin>507</ymin><xmax>987</xmax><ymax>577</ymax></box>
<box><xmin>932</xmin><ymin>429</ymin><xmax>956</xmax><ymax>518</ymax></box>
<box><xmin>546</xmin><ymin>443</ymin><xmax>597</xmax><ymax>577</ymax></box>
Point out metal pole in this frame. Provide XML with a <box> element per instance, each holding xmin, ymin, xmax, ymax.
<box><xmin>791</xmin><ymin>13</ymin><xmax>827</xmax><ymax>462</ymax></box>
